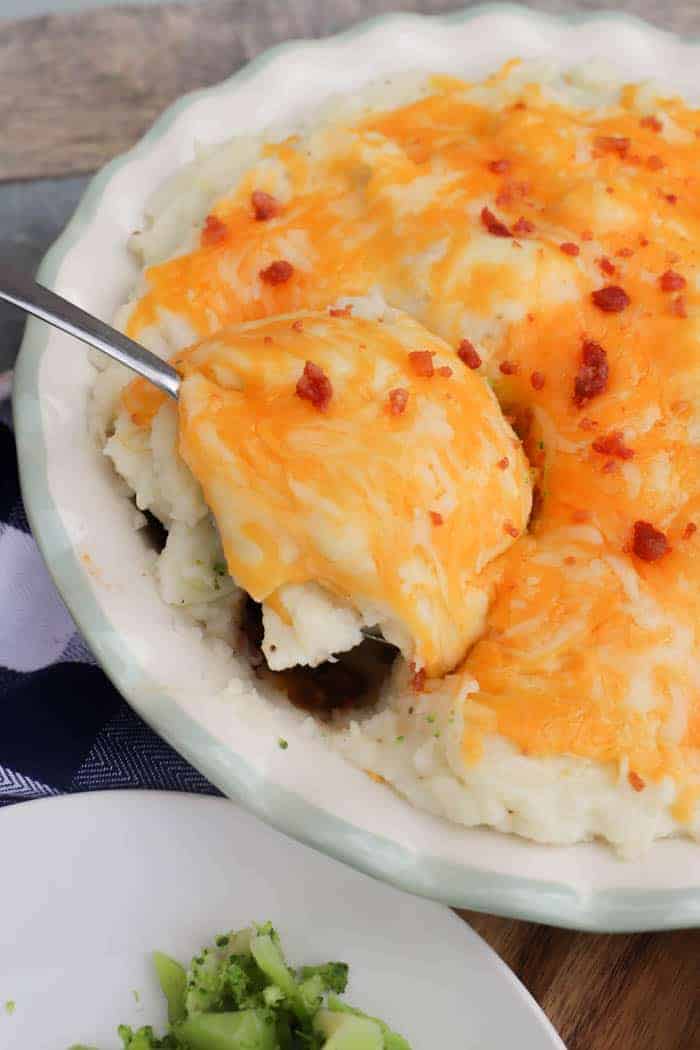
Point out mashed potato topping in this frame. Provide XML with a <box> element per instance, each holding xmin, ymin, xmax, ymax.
<box><xmin>123</xmin><ymin>310</ymin><xmax>531</xmax><ymax>676</ymax></box>
<box><xmin>95</xmin><ymin>60</ymin><xmax>700</xmax><ymax>850</ymax></box>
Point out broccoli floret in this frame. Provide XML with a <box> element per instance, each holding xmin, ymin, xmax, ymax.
<box><xmin>186</xmin><ymin>947</ymin><xmax>226</xmax><ymax>1015</ymax></box>
<box><xmin>297</xmin><ymin>974</ymin><xmax>325</xmax><ymax>1017</ymax></box>
<box><xmin>250</xmin><ymin>928</ymin><xmax>298</xmax><ymax>1004</ymax></box>
<box><xmin>117</xmin><ymin>1025</ymin><xmax>176</xmax><ymax>1050</ymax></box>
<box><xmin>299</xmin><ymin>964</ymin><xmax>349</xmax><ymax>996</ymax></box>
<box><xmin>184</xmin><ymin>928</ymin><xmax>256</xmax><ymax>1016</ymax></box>
<box><xmin>222</xmin><ymin>954</ymin><xmax>268</xmax><ymax>1011</ymax></box>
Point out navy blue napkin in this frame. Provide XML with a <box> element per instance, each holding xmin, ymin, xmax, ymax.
<box><xmin>0</xmin><ymin>411</ymin><xmax>219</xmax><ymax>805</ymax></box>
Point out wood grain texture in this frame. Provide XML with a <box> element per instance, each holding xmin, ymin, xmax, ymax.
<box><xmin>462</xmin><ymin>910</ymin><xmax>700</xmax><ymax>1049</ymax></box>
<box><xmin>2</xmin><ymin>3</ymin><xmax>700</xmax><ymax>1048</ymax></box>
<box><xmin>3</xmin><ymin>0</ymin><xmax>700</xmax><ymax>182</ymax></box>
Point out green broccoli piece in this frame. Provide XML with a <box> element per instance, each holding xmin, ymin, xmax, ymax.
<box><xmin>117</xmin><ymin>1025</ymin><xmax>175</xmax><ymax>1050</ymax></box>
<box><xmin>249</xmin><ymin>927</ymin><xmax>299</xmax><ymax>1005</ymax></box>
<box><xmin>299</xmin><ymin>964</ymin><xmax>349</xmax><ymax>996</ymax></box>
<box><xmin>186</xmin><ymin>947</ymin><xmax>226</xmax><ymax>1015</ymax></box>
<box><xmin>314</xmin><ymin>1010</ymin><xmax>384</xmax><ymax>1049</ymax></box>
<box><xmin>249</xmin><ymin>926</ymin><xmax>333</xmax><ymax>1032</ymax></box>
<box><xmin>297</xmin><ymin>973</ymin><xmax>325</xmax><ymax>1017</ymax></box>
<box><xmin>185</xmin><ymin>929</ymin><xmax>256</xmax><ymax>1016</ymax></box>
<box><xmin>326</xmin><ymin>997</ymin><xmax>411</xmax><ymax>1050</ymax></box>
<box><xmin>221</xmin><ymin>954</ymin><xmax>268</xmax><ymax>1011</ymax></box>
<box><xmin>174</xmin><ymin>1008</ymin><xmax>278</xmax><ymax>1050</ymax></box>
<box><xmin>152</xmin><ymin>952</ymin><xmax>187</xmax><ymax>1024</ymax></box>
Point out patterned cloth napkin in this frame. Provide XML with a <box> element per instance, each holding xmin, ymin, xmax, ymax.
<box><xmin>0</xmin><ymin>402</ymin><xmax>218</xmax><ymax>806</ymax></box>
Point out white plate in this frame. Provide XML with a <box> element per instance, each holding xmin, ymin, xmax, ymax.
<box><xmin>14</xmin><ymin>5</ymin><xmax>700</xmax><ymax>931</ymax></box>
<box><xmin>0</xmin><ymin>792</ymin><xmax>563</xmax><ymax>1050</ymax></box>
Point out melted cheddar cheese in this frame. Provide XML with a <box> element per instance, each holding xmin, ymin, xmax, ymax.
<box><xmin>125</xmin><ymin>311</ymin><xmax>531</xmax><ymax>676</ymax></box>
<box><xmin>120</xmin><ymin>62</ymin><xmax>700</xmax><ymax>809</ymax></box>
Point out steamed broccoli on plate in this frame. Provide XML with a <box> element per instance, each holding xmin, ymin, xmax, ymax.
<box><xmin>70</xmin><ymin>922</ymin><xmax>411</xmax><ymax>1050</ymax></box>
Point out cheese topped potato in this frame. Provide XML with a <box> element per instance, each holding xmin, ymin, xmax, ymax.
<box><xmin>122</xmin><ymin>309</ymin><xmax>532</xmax><ymax>676</ymax></box>
<box><xmin>92</xmin><ymin>58</ymin><xmax>700</xmax><ymax>852</ymax></box>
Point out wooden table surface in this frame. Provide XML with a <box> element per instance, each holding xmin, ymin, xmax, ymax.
<box><xmin>2</xmin><ymin>3</ymin><xmax>698</xmax><ymax>1047</ymax></box>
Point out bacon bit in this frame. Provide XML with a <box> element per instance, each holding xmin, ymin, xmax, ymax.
<box><xmin>683</xmin><ymin>522</ymin><xmax>697</xmax><ymax>539</ymax></box>
<box><xmin>628</xmin><ymin>770</ymin><xmax>646</xmax><ymax>792</ymax></box>
<box><xmin>488</xmin><ymin>159</ymin><xmax>510</xmax><ymax>174</ymax></box>
<box><xmin>263</xmin><ymin>335</ymin><xmax>273</xmax><ymax>345</ymax></box>
<box><xmin>513</xmin><ymin>100</ymin><xmax>527</xmax><ymax>111</ymax></box>
<box><xmin>408</xmin><ymin>350</ymin><xmax>435</xmax><ymax>377</ymax></box>
<box><xmin>329</xmin><ymin>305</ymin><xmax>352</xmax><ymax>318</ymax></box>
<box><xmin>572</xmin><ymin>509</ymin><xmax>590</xmax><ymax>523</ymax></box>
<box><xmin>581</xmin><ymin>230</ymin><xmax>594</xmax><ymax>241</ymax></box>
<box><xmin>666</xmin><ymin>193</ymin><xmax>678</xmax><ymax>205</ymax></box>
<box><xmin>437</xmin><ymin>365</ymin><xmax>453</xmax><ymax>378</ymax></box>
<box><xmin>594</xmin><ymin>135</ymin><xmax>630</xmax><ymax>157</ymax></box>
<box><xmin>251</xmin><ymin>189</ymin><xmax>281</xmax><ymax>221</ymax></box>
<box><xmin>602</xmin><ymin>459</ymin><xmax>617</xmax><ymax>474</ymax></box>
<box><xmin>639</xmin><ymin>236</ymin><xmax>650</xmax><ymax>246</ymax></box>
<box><xmin>295</xmin><ymin>360</ymin><xmax>333</xmax><ymax>412</ymax></box>
<box><xmin>597</xmin><ymin>256</ymin><xmax>616</xmax><ymax>277</ymax></box>
<box><xmin>646</xmin><ymin>154</ymin><xmax>665</xmax><ymax>171</ymax></box>
<box><xmin>457</xmin><ymin>340</ymin><xmax>481</xmax><ymax>369</ymax></box>
<box><xmin>259</xmin><ymin>259</ymin><xmax>294</xmax><ymax>285</ymax></box>
<box><xmin>291</xmin><ymin>318</ymin><xmax>304</xmax><ymax>332</ymax></box>
<box><xmin>560</xmin><ymin>242</ymin><xmax>580</xmax><ymax>256</ymax></box>
<box><xmin>591</xmin><ymin>285</ymin><xmax>630</xmax><ymax>312</ymax></box>
<box><xmin>503</xmin><ymin>521</ymin><xmax>520</xmax><ymax>539</ymax></box>
<box><xmin>640</xmin><ymin>115</ymin><xmax>662</xmax><ymax>133</ymax></box>
<box><xmin>616</xmin><ymin>247</ymin><xmax>634</xmax><ymax>258</ymax></box>
<box><xmin>671</xmin><ymin>295</ymin><xmax>688</xmax><ymax>318</ymax></box>
<box><xmin>574</xmin><ymin>340</ymin><xmax>609</xmax><ymax>407</ymax></box>
<box><xmin>578</xmin><ymin>416</ymin><xmax>598</xmax><ymax>431</ymax></box>
<box><xmin>387</xmin><ymin>388</ymin><xmax>409</xmax><ymax>416</ymax></box>
<box><xmin>530</xmin><ymin>371</ymin><xmax>545</xmax><ymax>391</ymax></box>
<box><xmin>430</xmin><ymin>511</ymin><xmax>444</xmax><ymax>526</ymax></box>
<box><xmin>481</xmin><ymin>206</ymin><xmax>511</xmax><ymax>237</ymax></box>
<box><xmin>496</xmin><ymin>180</ymin><xmax>531</xmax><ymax>207</ymax></box>
<box><xmin>592</xmin><ymin>430</ymin><xmax>634</xmax><ymax>460</ymax></box>
<box><xmin>605</xmin><ymin>186</ymin><xmax>615</xmax><ymax>195</ymax></box>
<box><xmin>631</xmin><ymin>520</ymin><xmax>670</xmax><ymax>562</ymax></box>
<box><xmin>201</xmin><ymin>214</ymin><xmax>228</xmax><ymax>246</ymax></box>
<box><xmin>564</xmin><ymin>555</ymin><xmax>577</xmax><ymax>566</ymax></box>
<box><xmin>499</xmin><ymin>360</ymin><xmax>519</xmax><ymax>375</ymax></box>
<box><xmin>512</xmin><ymin>216</ymin><xmax>535</xmax><ymax>235</ymax></box>
<box><xmin>409</xmin><ymin>663</ymin><xmax>426</xmax><ymax>693</ymax></box>
<box><xmin>497</xmin><ymin>457</ymin><xmax>509</xmax><ymax>470</ymax></box>
<box><xmin>659</xmin><ymin>270</ymin><xmax>686</xmax><ymax>292</ymax></box>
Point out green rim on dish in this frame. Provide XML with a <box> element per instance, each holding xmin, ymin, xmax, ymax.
<box><xmin>13</xmin><ymin>4</ymin><xmax>700</xmax><ymax>932</ymax></box>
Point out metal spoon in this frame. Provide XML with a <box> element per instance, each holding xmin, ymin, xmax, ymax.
<box><xmin>0</xmin><ymin>264</ymin><xmax>181</xmax><ymax>399</ymax></box>
<box><xmin>1</xmin><ymin>265</ymin><xmax>392</xmax><ymax>651</ymax></box>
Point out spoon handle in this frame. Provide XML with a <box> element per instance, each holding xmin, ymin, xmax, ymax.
<box><xmin>0</xmin><ymin>264</ymin><xmax>180</xmax><ymax>399</ymax></box>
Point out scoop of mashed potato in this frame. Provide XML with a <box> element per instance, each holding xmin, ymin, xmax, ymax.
<box><xmin>117</xmin><ymin>308</ymin><xmax>531</xmax><ymax>676</ymax></box>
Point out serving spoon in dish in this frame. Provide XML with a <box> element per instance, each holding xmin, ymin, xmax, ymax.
<box><xmin>0</xmin><ymin>264</ymin><xmax>181</xmax><ymax>400</ymax></box>
<box><xmin>0</xmin><ymin>264</ymin><xmax>391</xmax><ymax>650</ymax></box>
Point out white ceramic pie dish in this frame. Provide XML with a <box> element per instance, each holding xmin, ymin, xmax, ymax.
<box><xmin>14</xmin><ymin>4</ymin><xmax>700</xmax><ymax>931</ymax></box>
